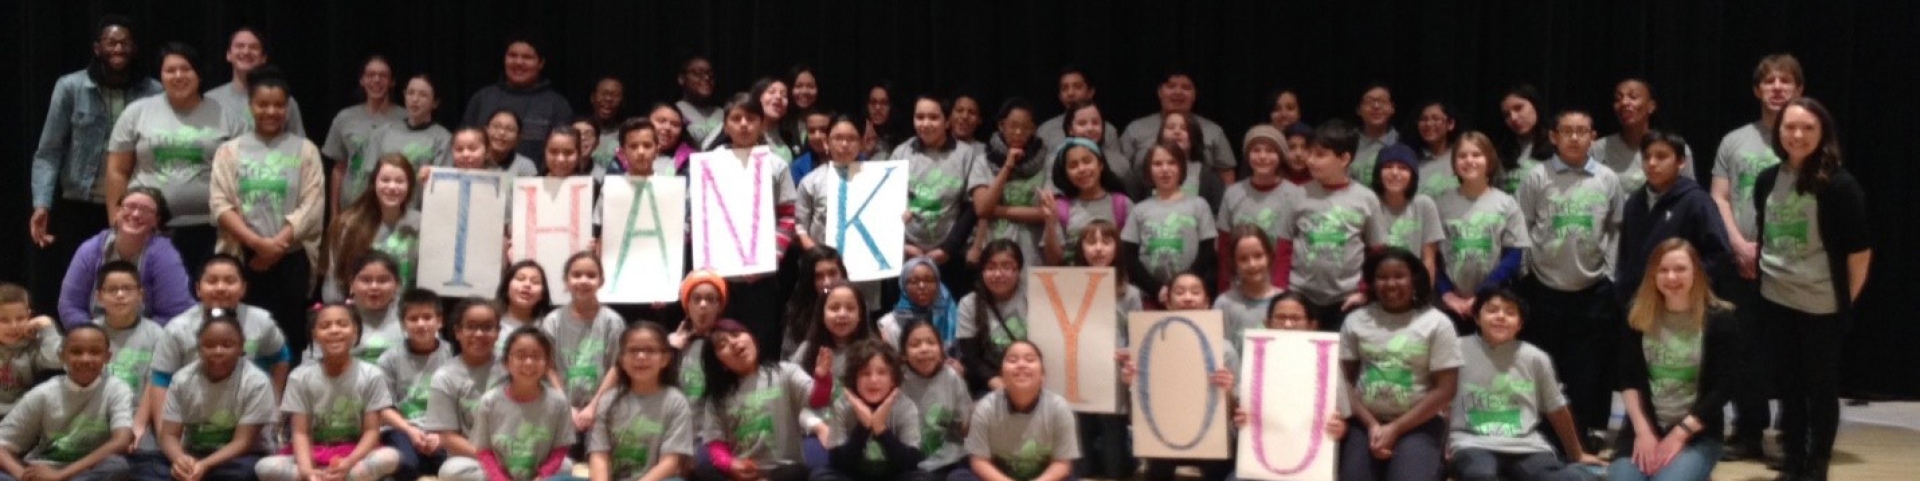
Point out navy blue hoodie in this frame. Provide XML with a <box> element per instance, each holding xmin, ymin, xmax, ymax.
<box><xmin>1617</xmin><ymin>175</ymin><xmax>1733</xmax><ymax>302</ymax></box>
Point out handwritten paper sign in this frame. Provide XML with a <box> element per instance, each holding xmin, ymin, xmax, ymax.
<box><xmin>418</xmin><ymin>168</ymin><xmax>508</xmax><ymax>298</ymax></box>
<box><xmin>1131</xmin><ymin>310</ymin><xmax>1231</xmax><ymax>459</ymax></box>
<box><xmin>511</xmin><ymin>176</ymin><xmax>595</xmax><ymax>304</ymax></box>
<box><xmin>1026</xmin><ymin>267</ymin><xmax>1119</xmax><ymax>413</ymax></box>
<box><xmin>689</xmin><ymin>148</ymin><xmax>778</xmax><ymax>277</ymax></box>
<box><xmin>824</xmin><ymin>160</ymin><xmax>908</xmax><ymax>281</ymax></box>
<box><xmin>1236</xmin><ymin>329</ymin><xmax>1341</xmax><ymax>481</ymax></box>
<box><xmin>600</xmin><ymin>176</ymin><xmax>687</xmax><ymax>303</ymax></box>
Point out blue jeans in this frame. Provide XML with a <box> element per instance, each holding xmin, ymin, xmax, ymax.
<box><xmin>1338</xmin><ymin>417</ymin><xmax>1446</xmax><ymax>481</ymax></box>
<box><xmin>1605</xmin><ymin>440</ymin><xmax>1722</xmax><ymax>481</ymax></box>
<box><xmin>1450</xmin><ymin>448</ymin><xmax>1598</xmax><ymax>481</ymax></box>
<box><xmin>944</xmin><ymin>465</ymin><xmax>1078</xmax><ymax>481</ymax></box>
<box><xmin>381</xmin><ymin>428</ymin><xmax>448</xmax><ymax>481</ymax></box>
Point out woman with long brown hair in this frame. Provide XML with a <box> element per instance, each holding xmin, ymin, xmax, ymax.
<box><xmin>1610</xmin><ymin>239</ymin><xmax>1739</xmax><ymax>481</ymax></box>
<box><xmin>322</xmin><ymin>154</ymin><xmax>420</xmax><ymax>303</ymax></box>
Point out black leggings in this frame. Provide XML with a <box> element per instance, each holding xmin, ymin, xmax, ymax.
<box><xmin>242</xmin><ymin>248</ymin><xmax>313</xmax><ymax>364</ymax></box>
<box><xmin>1761</xmin><ymin>298</ymin><xmax>1849</xmax><ymax>470</ymax></box>
<box><xmin>1517</xmin><ymin>277</ymin><xmax>1618</xmax><ymax>437</ymax></box>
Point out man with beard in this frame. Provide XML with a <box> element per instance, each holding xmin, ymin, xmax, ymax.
<box><xmin>29</xmin><ymin>15</ymin><xmax>163</xmax><ymax>315</ymax></box>
<box><xmin>205</xmin><ymin>26</ymin><xmax>308</xmax><ymax>138</ymax></box>
<box><xmin>461</xmin><ymin>35</ymin><xmax>574</xmax><ymax>162</ymax></box>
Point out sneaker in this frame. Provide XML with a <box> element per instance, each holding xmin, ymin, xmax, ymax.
<box><xmin>1723</xmin><ymin>435</ymin><xmax>1769</xmax><ymax>461</ymax></box>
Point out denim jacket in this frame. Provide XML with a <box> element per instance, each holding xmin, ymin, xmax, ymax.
<box><xmin>31</xmin><ymin>69</ymin><xmax>162</xmax><ymax>207</ymax></box>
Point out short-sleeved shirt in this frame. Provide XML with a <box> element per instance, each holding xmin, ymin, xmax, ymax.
<box><xmin>217</xmin><ymin>133</ymin><xmax>319</xmax><ymax>238</ymax></box>
<box><xmin>1758</xmin><ymin>169</ymin><xmax>1835</xmax><ymax>314</ymax></box>
<box><xmin>696</xmin><ymin>363</ymin><xmax>818</xmax><ymax>469</ymax></box>
<box><xmin>1592</xmin><ymin>133</ymin><xmax>1695</xmax><ymax>194</ymax></box>
<box><xmin>895</xmin><ymin>140</ymin><xmax>984</xmax><ymax>250</ymax></box>
<box><xmin>1517</xmin><ymin>157</ymin><xmax>1623</xmax><ymax>292</ymax></box>
<box><xmin>538</xmin><ymin>305</ymin><xmax>627</xmax><ymax>407</ymax></box>
<box><xmin>0</xmin><ymin>376</ymin><xmax>134</xmax><ymax>464</ymax></box>
<box><xmin>678</xmin><ymin>338</ymin><xmax>709</xmax><ymax>399</ymax></box>
<box><xmin>1216</xmin><ymin>181</ymin><xmax>1298</xmax><ymax>242</ymax></box>
<box><xmin>1448</xmin><ymin>336</ymin><xmax>1566</xmax><ymax>455</ymax></box>
<box><xmin>1436</xmin><ymin>189</ymin><xmax>1532</xmax><ymax>292</ymax></box>
<box><xmin>1121</xmin><ymin>196</ymin><xmax>1218</xmax><ymax>286</ymax></box>
<box><xmin>472</xmin><ymin>387</ymin><xmax>575</xmax><ymax>480</ymax></box>
<box><xmin>1339</xmin><ymin>305</ymin><xmax>1463</xmax><ymax>421</ymax></box>
<box><xmin>902</xmin><ymin>365</ymin><xmax>973</xmax><ymax>470</ymax></box>
<box><xmin>589</xmin><ymin>388</ymin><xmax>696</xmax><ymax>481</ymax></box>
<box><xmin>367</xmin><ymin>122</ymin><xmax>452</xmax><ymax>170</ymax></box>
<box><xmin>1061</xmin><ymin>194</ymin><xmax>1126</xmax><ymax>259</ymax></box>
<box><xmin>0</xmin><ymin>325</ymin><xmax>66</xmax><ymax>415</ymax></box>
<box><xmin>1117</xmin><ymin>114</ymin><xmax>1238</xmax><ymax>176</ymax></box>
<box><xmin>162</xmin><ymin>362</ymin><xmax>278</xmax><ymax>455</ymax></box>
<box><xmin>1712</xmin><ymin>123</ymin><xmax>1781</xmax><ymax>240</ymax></box>
<box><xmin>969</xmin><ymin>155</ymin><xmax>1055</xmax><ymax>266</ymax></box>
<box><xmin>377</xmin><ymin>341</ymin><xmax>453</xmax><ymax>425</ymax></box>
<box><xmin>109</xmin><ymin>96</ymin><xmax>238</xmax><ymax>226</ymax></box>
<box><xmin>205</xmin><ymin>81</ymin><xmax>306</xmax><ymax>138</ymax></box>
<box><xmin>1281</xmin><ymin>183</ymin><xmax>1383</xmax><ymax>305</ymax></box>
<box><xmin>95</xmin><ymin>317</ymin><xmax>165</xmax><ymax>406</ymax></box>
<box><xmin>1215</xmin><ymin>288</ymin><xmax>1280</xmax><ymax>349</ymax></box>
<box><xmin>956</xmin><ymin>291</ymin><xmax>1030</xmax><ymax>366</ymax></box>
<box><xmin>420</xmin><ymin>358</ymin><xmax>505</xmax><ymax>434</ymax></box>
<box><xmin>1417</xmin><ymin>151</ymin><xmax>1460</xmax><ymax>198</ymax></box>
<box><xmin>964</xmin><ymin>390</ymin><xmax>1081</xmax><ymax>480</ymax></box>
<box><xmin>304</xmin><ymin>304</ymin><xmax>405</xmax><ymax>364</ymax></box>
<box><xmin>322</xmin><ymin>105</ymin><xmax>407</xmax><ymax>201</ymax></box>
<box><xmin>280</xmin><ymin>361</ymin><xmax>393</xmax><ymax>444</ymax></box>
<box><xmin>1643</xmin><ymin>313</ymin><xmax>1705</xmax><ymax>427</ymax></box>
<box><xmin>153</xmin><ymin>304</ymin><xmax>287</xmax><ymax>378</ymax></box>
<box><xmin>1350</xmin><ymin>129</ymin><xmax>1401</xmax><ymax>186</ymax></box>
<box><xmin>320</xmin><ymin>210</ymin><xmax>422</xmax><ymax>303</ymax></box>
<box><xmin>1373</xmin><ymin>195</ymin><xmax>1446</xmax><ymax>252</ymax></box>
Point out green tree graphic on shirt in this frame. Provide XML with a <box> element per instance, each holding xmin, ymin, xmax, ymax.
<box><xmin>1360</xmin><ymin>333</ymin><xmax>1429</xmax><ymax>409</ymax></box>
<box><xmin>313</xmin><ymin>397</ymin><xmax>366</xmax><ymax>443</ymax></box>
<box><xmin>1446</xmin><ymin>212</ymin><xmax>1506</xmax><ymax>280</ymax></box>
<box><xmin>1644</xmin><ymin>331</ymin><xmax>1702</xmax><ymax>400</ymax></box>
<box><xmin>1734</xmin><ymin>151</ymin><xmax>1782</xmax><ymax>203</ymax></box>
<box><xmin>680</xmin><ymin>361</ymin><xmax>706</xmax><ymax>399</ymax></box>
<box><xmin>376</xmin><ymin>229</ymin><xmax>419</xmax><ymax>290</ymax></box>
<box><xmin>187</xmin><ymin>409</ymin><xmax>239</xmax><ymax>453</ymax></box>
<box><xmin>399</xmin><ymin>375</ymin><xmax>432</xmax><ymax>420</ymax></box>
<box><xmin>1464</xmin><ymin>374</ymin><xmax>1534</xmax><ymax>437</ymax></box>
<box><xmin>612</xmin><ymin>415</ymin><xmax>664</xmax><ymax>475</ymax></box>
<box><xmin>908</xmin><ymin>170</ymin><xmax>964</xmax><ymax>241</ymax></box>
<box><xmin>1005</xmin><ymin>439</ymin><xmax>1053</xmax><ymax>480</ymax></box>
<box><xmin>1143</xmin><ymin>212</ymin><xmax>1198</xmax><ymax>274</ymax></box>
<box><xmin>1386</xmin><ymin>217</ymin><xmax>1421</xmax><ymax>250</ymax></box>
<box><xmin>106</xmin><ymin>347</ymin><xmax>152</xmax><ymax>393</ymax></box>
<box><xmin>402</xmin><ymin>142</ymin><xmax>435</xmax><ymax>166</ymax></box>
<box><xmin>1300</xmin><ymin>206</ymin><xmax>1365</xmax><ymax>264</ymax></box>
<box><xmin>237</xmin><ymin>151</ymin><xmax>303</xmax><ymax>219</ymax></box>
<box><xmin>46</xmin><ymin>414</ymin><xmax>110</xmax><ymax>463</ymax></box>
<box><xmin>991</xmin><ymin>175</ymin><xmax>1047</xmax><ymax>237</ymax></box>
<box><xmin>1541</xmin><ymin>188</ymin><xmax>1608</xmax><ymax>252</ymax></box>
<box><xmin>494</xmin><ymin>423</ymin><xmax>554</xmax><ymax>480</ymax></box>
<box><xmin>1764</xmin><ymin>190</ymin><xmax>1816</xmax><ymax>255</ymax></box>
<box><xmin>566</xmin><ymin>338</ymin><xmax>609</xmax><ymax>395</ymax></box>
<box><xmin>1233</xmin><ymin>207</ymin><xmax>1280</xmax><ymax>234</ymax></box>
<box><xmin>1420</xmin><ymin>176</ymin><xmax>1460</xmax><ymax>198</ymax></box>
<box><xmin>347</xmin><ymin>137</ymin><xmax>372</xmax><ymax>184</ymax></box>
<box><xmin>357</xmin><ymin>337</ymin><xmax>393</xmax><ymax>364</ymax></box>
<box><xmin>729</xmin><ymin>387</ymin><xmax>783</xmax><ymax>454</ymax></box>
<box><xmin>150</xmin><ymin>126</ymin><xmax>221</xmax><ymax>185</ymax></box>
<box><xmin>988</xmin><ymin>315</ymin><xmax>1028</xmax><ymax>355</ymax></box>
<box><xmin>920</xmin><ymin>404</ymin><xmax>955</xmax><ymax>456</ymax></box>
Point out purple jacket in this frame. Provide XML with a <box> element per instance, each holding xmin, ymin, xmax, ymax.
<box><xmin>59</xmin><ymin>230</ymin><xmax>195</xmax><ymax>327</ymax></box>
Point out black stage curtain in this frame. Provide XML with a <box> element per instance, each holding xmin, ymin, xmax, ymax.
<box><xmin>6</xmin><ymin>0</ymin><xmax>1917</xmax><ymax>397</ymax></box>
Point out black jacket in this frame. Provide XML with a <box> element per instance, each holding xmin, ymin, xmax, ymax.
<box><xmin>1753</xmin><ymin>167</ymin><xmax>1871</xmax><ymax>317</ymax></box>
<box><xmin>1613</xmin><ymin>306</ymin><xmax>1741</xmax><ymax>455</ymax></box>
<box><xmin>1617</xmin><ymin>176</ymin><xmax>1733</xmax><ymax>302</ymax></box>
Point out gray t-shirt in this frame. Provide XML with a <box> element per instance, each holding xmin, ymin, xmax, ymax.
<box><xmin>677</xmin><ymin>101</ymin><xmax>724</xmax><ymax>148</ymax></box>
<box><xmin>964</xmin><ymin>390</ymin><xmax>1081</xmax><ymax>479</ymax></box>
<box><xmin>956</xmin><ymin>291</ymin><xmax>1029</xmax><ymax>364</ymax></box>
<box><xmin>1436</xmin><ymin>189</ymin><xmax>1532</xmax><ymax>292</ymax></box>
<box><xmin>320</xmin><ymin>209</ymin><xmax>422</xmax><ymax>303</ymax></box>
<box><xmin>1214</xmin><ymin>288</ymin><xmax>1279</xmax><ymax>350</ymax></box>
<box><xmin>589</xmin><ymin>388</ymin><xmax>696</xmax><ymax>481</ymax></box>
<box><xmin>154</xmin><ymin>304</ymin><xmax>287</xmax><ymax>376</ymax></box>
<box><xmin>1417</xmin><ymin>150</ymin><xmax>1460</xmax><ymax>198</ymax></box>
<box><xmin>696</xmin><ymin>363</ymin><xmax>820</xmax><ymax>469</ymax></box>
<box><xmin>95</xmin><ymin>317</ymin><xmax>165</xmax><ymax>406</ymax></box>
<box><xmin>1116</xmin><ymin>114</ymin><xmax>1237</xmax><ymax>176</ymax></box>
<box><xmin>219</xmin><ymin>133</ymin><xmax>319</xmax><ymax>238</ymax></box>
<box><xmin>280</xmin><ymin>360</ymin><xmax>393</xmax><ymax>444</ymax></box>
<box><xmin>901</xmin><ymin>365</ymin><xmax>973</xmax><ymax>470</ymax></box>
<box><xmin>0</xmin><ymin>325</ymin><xmax>66</xmax><ymax>416</ymax></box>
<box><xmin>322</xmin><ymin>105</ymin><xmax>407</xmax><ymax>202</ymax></box>
<box><xmin>970</xmin><ymin>154</ymin><xmax>1055</xmax><ymax>266</ymax></box>
<box><xmin>1350</xmin><ymin>128</ymin><xmax>1401</xmax><ymax>187</ymax></box>
<box><xmin>377</xmin><ymin>341</ymin><xmax>453</xmax><ymax>425</ymax></box>
<box><xmin>0</xmin><ymin>376</ymin><xmax>134</xmax><ymax>464</ymax></box>
<box><xmin>895</xmin><ymin>140</ymin><xmax>984</xmax><ymax>251</ymax></box>
<box><xmin>304</xmin><ymin>304</ymin><xmax>405</xmax><ymax>365</ymax></box>
<box><xmin>471</xmin><ymin>386</ymin><xmax>575</xmax><ymax>480</ymax></box>
<box><xmin>1121</xmin><ymin>196</ymin><xmax>1218</xmax><ymax>286</ymax></box>
<box><xmin>109</xmin><ymin>96</ymin><xmax>239</xmax><ymax>226</ymax></box>
<box><xmin>1643</xmin><ymin>313</ymin><xmax>1705</xmax><ymax>428</ymax></box>
<box><xmin>205</xmin><ymin>81</ymin><xmax>307</xmax><ymax>138</ymax></box>
<box><xmin>1035</xmin><ymin>115</ymin><xmax>1118</xmax><ymax>160</ymax></box>
<box><xmin>1758</xmin><ymin>169</ymin><xmax>1835</xmax><ymax>314</ymax></box>
<box><xmin>1448</xmin><ymin>336</ymin><xmax>1566</xmax><ymax>455</ymax></box>
<box><xmin>162</xmin><ymin>362</ymin><xmax>278</xmax><ymax>455</ymax></box>
<box><xmin>422</xmin><ymin>358</ymin><xmax>505</xmax><ymax>435</ymax></box>
<box><xmin>1373</xmin><ymin>194</ymin><xmax>1446</xmax><ymax>252</ymax></box>
<box><xmin>678</xmin><ymin>338</ymin><xmax>709</xmax><ymax>400</ymax></box>
<box><xmin>538</xmin><ymin>305</ymin><xmax>627</xmax><ymax>407</ymax></box>
<box><xmin>826</xmin><ymin>392</ymin><xmax>922</xmax><ymax>472</ymax></box>
<box><xmin>1592</xmin><ymin>133</ymin><xmax>1695</xmax><ymax>194</ymax></box>
<box><xmin>1339</xmin><ymin>305</ymin><xmax>1463</xmax><ymax>421</ymax></box>
<box><xmin>1281</xmin><ymin>183</ymin><xmax>1383</xmax><ymax>305</ymax></box>
<box><xmin>1498</xmin><ymin>145</ymin><xmax>1545</xmax><ymax>194</ymax></box>
<box><xmin>1517</xmin><ymin>157</ymin><xmax>1623</xmax><ymax>291</ymax></box>
<box><xmin>1216</xmin><ymin>181</ymin><xmax>1298</xmax><ymax>243</ymax></box>
<box><xmin>368</xmin><ymin>123</ymin><xmax>452</xmax><ymax>170</ymax></box>
<box><xmin>1712</xmin><ymin>123</ymin><xmax>1781</xmax><ymax>240</ymax></box>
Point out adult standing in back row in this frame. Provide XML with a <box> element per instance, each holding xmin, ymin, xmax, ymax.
<box><xmin>1118</xmin><ymin>67</ymin><xmax>1238</xmax><ymax>186</ymax></box>
<box><xmin>29</xmin><ymin>15</ymin><xmax>162</xmax><ymax>317</ymax></box>
<box><xmin>204</xmin><ymin>27</ymin><xmax>307</xmax><ymax>138</ymax></box>
<box><xmin>461</xmin><ymin>36</ymin><xmax>573</xmax><ymax>163</ymax></box>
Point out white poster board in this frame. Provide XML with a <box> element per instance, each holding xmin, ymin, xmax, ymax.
<box><xmin>1130</xmin><ymin>310</ymin><xmax>1232</xmax><ymax>459</ymax></box>
<box><xmin>1026</xmin><ymin>267</ymin><xmax>1119</xmax><ymax>413</ymax></box>
<box><xmin>418</xmin><ymin>168</ymin><xmax>508</xmax><ymax>298</ymax></box>
<box><xmin>824</xmin><ymin>160</ymin><xmax>908</xmax><ymax>281</ymax></box>
<box><xmin>1235</xmin><ymin>329</ymin><xmax>1342</xmax><ymax>481</ymax></box>
<box><xmin>688</xmin><ymin>148</ymin><xmax>778</xmax><ymax>277</ymax></box>
<box><xmin>510</xmin><ymin>176</ymin><xmax>596</xmax><ymax>304</ymax></box>
<box><xmin>600</xmin><ymin>176</ymin><xmax>687</xmax><ymax>303</ymax></box>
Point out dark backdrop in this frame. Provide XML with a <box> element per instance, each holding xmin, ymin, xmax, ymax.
<box><xmin>6</xmin><ymin>0</ymin><xmax>1917</xmax><ymax>397</ymax></box>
